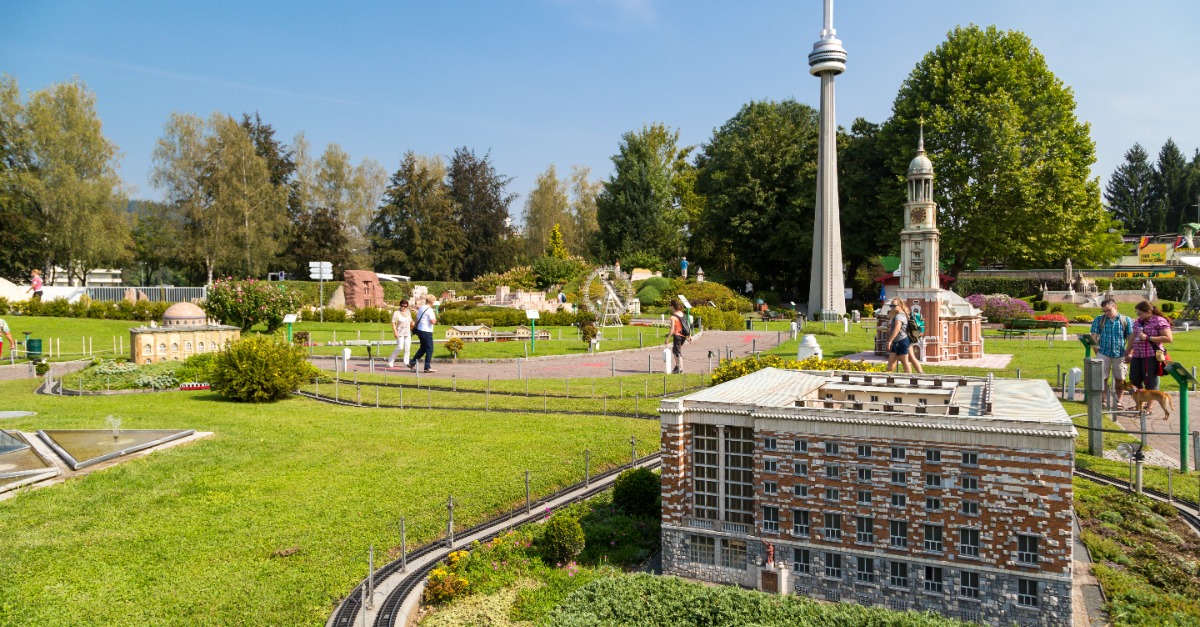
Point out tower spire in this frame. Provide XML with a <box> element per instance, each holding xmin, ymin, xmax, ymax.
<box><xmin>917</xmin><ymin>117</ymin><xmax>925</xmax><ymax>153</ymax></box>
<box><xmin>806</xmin><ymin>0</ymin><xmax>847</xmax><ymax>321</ymax></box>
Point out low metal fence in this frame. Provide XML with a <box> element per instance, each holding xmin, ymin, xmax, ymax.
<box><xmin>85</xmin><ymin>286</ymin><xmax>207</xmax><ymax>303</ymax></box>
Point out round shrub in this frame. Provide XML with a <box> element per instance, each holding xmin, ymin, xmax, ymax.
<box><xmin>444</xmin><ymin>337</ymin><xmax>464</xmax><ymax>357</ymax></box>
<box><xmin>677</xmin><ymin>281</ymin><xmax>735</xmax><ymax>306</ymax></box>
<box><xmin>613</xmin><ymin>467</ymin><xmax>661</xmax><ymax>518</ymax></box>
<box><xmin>541</xmin><ymin>513</ymin><xmax>585</xmax><ymax>564</ymax></box>
<box><xmin>641</xmin><ymin>276</ymin><xmax>672</xmax><ymax>292</ymax></box>
<box><xmin>210</xmin><ymin>335</ymin><xmax>315</xmax><ymax>402</ymax></box>
<box><xmin>1162</xmin><ymin>302</ymin><xmax>1175</xmax><ymax>313</ymax></box>
<box><xmin>635</xmin><ymin>285</ymin><xmax>661</xmax><ymax>307</ymax></box>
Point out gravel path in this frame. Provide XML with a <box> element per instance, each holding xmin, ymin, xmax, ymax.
<box><xmin>313</xmin><ymin>329</ymin><xmax>787</xmax><ymax>380</ymax></box>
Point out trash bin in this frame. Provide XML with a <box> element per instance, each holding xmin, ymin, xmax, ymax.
<box><xmin>746</xmin><ymin>318</ymin><xmax>753</xmax><ymax>330</ymax></box>
<box><xmin>25</xmin><ymin>339</ymin><xmax>42</xmax><ymax>360</ymax></box>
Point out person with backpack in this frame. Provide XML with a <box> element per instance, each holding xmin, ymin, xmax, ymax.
<box><xmin>1124</xmin><ymin>300</ymin><xmax>1173</xmax><ymax>398</ymax></box>
<box><xmin>665</xmin><ymin>300</ymin><xmax>692</xmax><ymax>374</ymax></box>
<box><xmin>1090</xmin><ymin>297</ymin><xmax>1133</xmax><ymax>409</ymax></box>
<box><xmin>885</xmin><ymin>299</ymin><xmax>913</xmax><ymax>373</ymax></box>
<box><xmin>905</xmin><ymin>307</ymin><xmax>926</xmax><ymax>374</ymax></box>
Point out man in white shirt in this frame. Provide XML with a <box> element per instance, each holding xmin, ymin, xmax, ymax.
<box><xmin>408</xmin><ymin>295</ymin><xmax>438</xmax><ymax>372</ymax></box>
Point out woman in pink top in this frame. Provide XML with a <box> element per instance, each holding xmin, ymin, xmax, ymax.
<box><xmin>1124</xmin><ymin>300</ymin><xmax>1173</xmax><ymax>391</ymax></box>
<box><xmin>26</xmin><ymin>269</ymin><xmax>43</xmax><ymax>301</ymax></box>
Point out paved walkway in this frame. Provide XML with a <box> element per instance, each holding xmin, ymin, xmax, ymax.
<box><xmin>314</xmin><ymin>330</ymin><xmax>784</xmax><ymax>380</ymax></box>
<box><xmin>1111</xmin><ymin>389</ymin><xmax>1196</xmax><ymax>469</ymax></box>
<box><xmin>0</xmin><ymin>359</ymin><xmax>88</xmax><ymax>382</ymax></box>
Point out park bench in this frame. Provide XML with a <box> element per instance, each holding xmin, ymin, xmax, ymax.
<box><xmin>762</xmin><ymin>310</ymin><xmax>786</xmax><ymax>322</ymax></box>
<box><xmin>995</xmin><ymin>318</ymin><xmax>1065</xmax><ymax>340</ymax></box>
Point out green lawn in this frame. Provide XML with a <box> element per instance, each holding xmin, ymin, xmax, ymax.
<box><xmin>0</xmin><ymin>379</ymin><xmax>659</xmax><ymax>626</ymax></box>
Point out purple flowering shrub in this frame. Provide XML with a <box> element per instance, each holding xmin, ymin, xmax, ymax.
<box><xmin>966</xmin><ymin>294</ymin><xmax>1033</xmax><ymax>323</ymax></box>
<box><xmin>203</xmin><ymin>278</ymin><xmax>298</xmax><ymax>332</ymax></box>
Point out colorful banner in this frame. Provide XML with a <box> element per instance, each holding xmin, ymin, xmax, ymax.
<box><xmin>1139</xmin><ymin>243</ymin><xmax>1168</xmax><ymax>264</ymax></box>
<box><xmin>1115</xmin><ymin>271</ymin><xmax>1176</xmax><ymax>278</ymax></box>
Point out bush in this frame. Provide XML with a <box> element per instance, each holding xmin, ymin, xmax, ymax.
<box><xmin>612</xmin><ymin>468</ymin><xmax>660</xmax><ymax>518</ymax></box>
<box><xmin>677</xmin><ymin>282</ymin><xmax>735</xmax><ymax>307</ymax></box>
<box><xmin>541</xmin><ymin>514</ymin><xmax>585</xmax><ymax>565</ymax></box>
<box><xmin>640</xmin><ymin>276</ymin><xmax>672</xmax><ymax>293</ymax></box>
<box><xmin>711</xmin><ymin>355</ymin><xmax>883</xmax><ymax>386</ymax></box>
<box><xmin>635</xmin><ymin>286</ymin><xmax>661</xmax><ymax>307</ymax></box>
<box><xmin>176</xmin><ymin>352</ymin><xmax>216</xmax><ymax>383</ymax></box>
<box><xmin>444</xmin><ymin>337</ymin><xmax>464</xmax><ymax>357</ymax></box>
<box><xmin>1162</xmin><ymin>302</ymin><xmax>1175</xmax><ymax>312</ymax></box>
<box><xmin>717</xmin><ymin>295</ymin><xmax>753</xmax><ymax>313</ymax></box>
<box><xmin>203</xmin><ymin>278</ymin><xmax>298</xmax><ymax>332</ymax></box>
<box><xmin>473</xmin><ymin>266</ymin><xmax>538</xmax><ymax>293</ymax></box>
<box><xmin>965</xmin><ymin>293</ymin><xmax>1033</xmax><ymax>322</ymax></box>
<box><xmin>1072</xmin><ymin>314</ymin><xmax>1093</xmax><ymax>323</ymax></box>
<box><xmin>1032</xmin><ymin>300</ymin><xmax>1049</xmax><ymax>311</ymax></box>
<box><xmin>41</xmin><ymin>297</ymin><xmax>71</xmax><ymax>317</ymax></box>
<box><xmin>579</xmin><ymin>322</ymin><xmax>598</xmax><ymax>343</ymax></box>
<box><xmin>210</xmin><ymin>335</ymin><xmax>315</xmax><ymax>402</ymax></box>
<box><xmin>352</xmin><ymin>306</ymin><xmax>390</xmax><ymax>323</ymax></box>
<box><xmin>532</xmin><ymin>256</ymin><xmax>588</xmax><ymax>288</ymax></box>
<box><xmin>692</xmin><ymin>306</ymin><xmax>742</xmax><ymax>331</ymax></box>
<box><xmin>953</xmin><ymin>277</ymin><xmax>1045</xmax><ymax>298</ymax></box>
<box><xmin>1049</xmin><ymin>303</ymin><xmax>1065</xmax><ymax>314</ymax></box>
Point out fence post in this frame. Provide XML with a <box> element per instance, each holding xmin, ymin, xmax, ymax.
<box><xmin>635</xmin><ymin>393</ymin><xmax>639</xmax><ymax>415</ymax></box>
<box><xmin>375</xmin><ymin>386</ymin><xmax>379</xmax><ymax>408</ymax></box>
<box><xmin>447</xmin><ymin>495</ymin><xmax>455</xmax><ymax>547</ymax></box>
<box><xmin>565</xmin><ymin>378</ymin><xmax>570</xmax><ymax>397</ymax></box>
<box><xmin>400</xmin><ymin>516</ymin><xmax>407</xmax><ymax>572</ymax></box>
<box><xmin>356</xmin><ymin>385</ymin><xmax>361</xmax><ymax>406</ymax></box>
<box><xmin>611</xmin><ymin>357</ymin><xmax>615</xmax><ymax>377</ymax></box>
<box><xmin>525</xmin><ymin>470</ymin><xmax>531</xmax><ymax>513</ymax></box>
<box><xmin>367</xmin><ymin>545</ymin><xmax>375</xmax><ymax>609</ymax></box>
<box><xmin>603</xmin><ymin>394</ymin><xmax>607</xmax><ymax>416</ymax></box>
<box><xmin>630</xmin><ymin>435</ymin><xmax>637</xmax><ymax>466</ymax></box>
<box><xmin>1085</xmin><ymin>359</ymin><xmax>1104</xmax><ymax>456</ymax></box>
<box><xmin>585</xmin><ymin>449</ymin><xmax>590</xmax><ymax>486</ymax></box>
<box><xmin>399</xmin><ymin>384</ymin><xmax>404</xmax><ymax>409</ymax></box>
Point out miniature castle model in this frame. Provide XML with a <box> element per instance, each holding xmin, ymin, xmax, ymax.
<box><xmin>875</xmin><ymin>129</ymin><xmax>983</xmax><ymax>362</ymax></box>
<box><xmin>478</xmin><ymin>286</ymin><xmax>570</xmax><ymax>313</ymax></box>
<box><xmin>1040</xmin><ymin>264</ymin><xmax>1157</xmax><ymax>307</ymax></box>
<box><xmin>129</xmin><ymin>302</ymin><xmax>240</xmax><ymax>365</ymax></box>
<box><xmin>659</xmin><ymin>368</ymin><xmax>1075</xmax><ymax>626</ymax></box>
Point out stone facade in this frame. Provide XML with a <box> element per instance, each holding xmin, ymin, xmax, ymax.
<box><xmin>130</xmin><ymin>325</ymin><xmax>240</xmax><ymax>364</ymax></box>
<box><xmin>343</xmin><ymin>270</ymin><xmax>384</xmax><ymax>310</ymax></box>
<box><xmin>659</xmin><ymin>369</ymin><xmax>1075</xmax><ymax>626</ymax></box>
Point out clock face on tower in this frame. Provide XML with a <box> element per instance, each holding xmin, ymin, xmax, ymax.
<box><xmin>911</xmin><ymin>207</ymin><xmax>926</xmax><ymax>224</ymax></box>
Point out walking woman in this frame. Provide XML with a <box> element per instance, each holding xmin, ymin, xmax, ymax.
<box><xmin>885</xmin><ymin>299</ymin><xmax>913</xmax><ymax>373</ymax></box>
<box><xmin>387</xmin><ymin>300</ymin><xmax>413</xmax><ymax>369</ymax></box>
<box><xmin>1125</xmin><ymin>300</ymin><xmax>1173</xmax><ymax>394</ymax></box>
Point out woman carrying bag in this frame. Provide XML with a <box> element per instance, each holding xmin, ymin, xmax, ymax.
<box><xmin>1124</xmin><ymin>300</ymin><xmax>1173</xmax><ymax>393</ymax></box>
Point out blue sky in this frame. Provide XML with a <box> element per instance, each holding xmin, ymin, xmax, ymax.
<box><xmin>3</xmin><ymin>0</ymin><xmax>1198</xmax><ymax>215</ymax></box>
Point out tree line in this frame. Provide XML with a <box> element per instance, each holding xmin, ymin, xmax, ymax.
<box><xmin>1105</xmin><ymin>138</ymin><xmax>1200</xmax><ymax>234</ymax></box>
<box><xmin>2</xmin><ymin>25</ymin><xmax>1145</xmax><ymax>297</ymax></box>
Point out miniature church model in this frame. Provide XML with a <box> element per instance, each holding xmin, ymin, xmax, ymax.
<box><xmin>875</xmin><ymin>127</ymin><xmax>983</xmax><ymax>362</ymax></box>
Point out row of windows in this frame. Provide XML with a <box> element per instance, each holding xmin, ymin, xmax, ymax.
<box><xmin>756</xmin><ymin>485</ymin><xmax>980</xmax><ymax>514</ymax></box>
<box><xmin>788</xmin><ymin>549</ymin><xmax>1039</xmax><ymax>606</ymax></box>
<box><xmin>141</xmin><ymin>340</ymin><xmax>220</xmax><ymax>355</ymax></box>
<box><xmin>765</xmin><ymin>439</ymin><xmax>980</xmax><ymax>467</ymax></box>
<box><xmin>764</xmin><ymin>510</ymin><xmax>1039</xmax><ymax>562</ymax></box>
<box><xmin>778</xmin><ymin>464</ymin><xmax>980</xmax><ymax>490</ymax></box>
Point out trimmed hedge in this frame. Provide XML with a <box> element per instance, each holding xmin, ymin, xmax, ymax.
<box><xmin>0</xmin><ymin>297</ymin><xmax>170</xmax><ymax>321</ymax></box>
<box><xmin>692</xmin><ymin>306</ymin><xmax>742</xmax><ymax>331</ymax></box>
<box><xmin>437</xmin><ymin>306</ymin><xmax>599</xmax><ymax>328</ymax></box>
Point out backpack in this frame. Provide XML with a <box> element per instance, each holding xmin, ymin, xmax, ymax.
<box><xmin>678</xmin><ymin>313</ymin><xmax>692</xmax><ymax>337</ymax></box>
<box><xmin>905</xmin><ymin>315</ymin><xmax>920</xmax><ymax>340</ymax></box>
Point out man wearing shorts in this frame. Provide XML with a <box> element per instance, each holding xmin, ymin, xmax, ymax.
<box><xmin>1090</xmin><ymin>298</ymin><xmax>1132</xmax><ymax>409</ymax></box>
<box><xmin>0</xmin><ymin>317</ymin><xmax>13</xmax><ymax>359</ymax></box>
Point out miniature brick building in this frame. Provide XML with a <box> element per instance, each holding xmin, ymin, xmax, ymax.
<box><xmin>659</xmin><ymin>368</ymin><xmax>1075</xmax><ymax>626</ymax></box>
<box><xmin>129</xmin><ymin>302</ymin><xmax>240</xmax><ymax>365</ymax></box>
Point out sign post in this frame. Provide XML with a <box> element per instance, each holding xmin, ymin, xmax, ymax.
<box><xmin>526</xmin><ymin>310</ymin><xmax>540</xmax><ymax>355</ymax></box>
<box><xmin>1166</xmin><ymin>361</ymin><xmax>1196</xmax><ymax>473</ymax></box>
<box><xmin>1078</xmin><ymin>334</ymin><xmax>1097</xmax><ymax>403</ymax></box>
<box><xmin>308</xmin><ymin>261</ymin><xmax>333</xmax><ymax>322</ymax></box>
<box><xmin>283</xmin><ymin>314</ymin><xmax>298</xmax><ymax>343</ymax></box>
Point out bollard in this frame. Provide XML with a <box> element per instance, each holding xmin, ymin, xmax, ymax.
<box><xmin>630</xmin><ymin>435</ymin><xmax>637</xmax><ymax>466</ymax></box>
<box><xmin>1084</xmin><ymin>359</ymin><xmax>1104</xmax><ymax>455</ymax></box>
<box><xmin>1016</xmin><ymin>368</ymin><xmax>1021</xmax><ymax>379</ymax></box>
<box><xmin>639</xmin><ymin>331</ymin><xmax>643</xmax><ymax>348</ymax></box>
<box><xmin>375</xmin><ymin>386</ymin><xmax>379</xmax><ymax>408</ymax></box>
<box><xmin>585</xmin><ymin>450</ymin><xmax>590</xmax><ymax>486</ymax></box>
<box><xmin>647</xmin><ymin>354</ymin><xmax>652</xmax><ymax>374</ymax></box>
<box><xmin>400</xmin><ymin>517</ymin><xmax>407</xmax><ymax>572</ymax></box>
<box><xmin>447</xmin><ymin>495</ymin><xmax>455</xmax><ymax>547</ymax></box>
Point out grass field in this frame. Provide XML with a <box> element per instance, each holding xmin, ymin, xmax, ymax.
<box><xmin>0</xmin><ymin>379</ymin><xmax>659</xmax><ymax>626</ymax></box>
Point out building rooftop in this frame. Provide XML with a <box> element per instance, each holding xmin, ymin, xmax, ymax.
<box><xmin>666</xmin><ymin>368</ymin><xmax>1074</xmax><ymax>438</ymax></box>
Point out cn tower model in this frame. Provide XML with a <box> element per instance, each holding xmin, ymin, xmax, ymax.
<box><xmin>806</xmin><ymin>0</ymin><xmax>847</xmax><ymax>321</ymax></box>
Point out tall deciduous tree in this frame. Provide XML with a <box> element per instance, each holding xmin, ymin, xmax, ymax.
<box><xmin>881</xmin><ymin>25</ymin><xmax>1123</xmax><ymax>274</ymax></box>
<box><xmin>839</xmin><ymin>118</ymin><xmax>902</xmax><ymax>295</ymax></box>
<box><xmin>596</xmin><ymin>124</ymin><xmax>689</xmax><ymax>267</ymax></box>
<box><xmin>1105</xmin><ymin>143</ymin><xmax>1157</xmax><ymax>233</ymax></box>
<box><xmin>523</xmin><ymin>164</ymin><xmax>570</xmax><ymax>259</ymax></box>
<box><xmin>129</xmin><ymin>200</ymin><xmax>181</xmax><ymax>285</ymax></box>
<box><xmin>567</xmin><ymin>165</ymin><xmax>601</xmax><ymax>259</ymax></box>
<box><xmin>0</xmin><ymin>76</ymin><xmax>42</xmax><ymax>282</ymax></box>
<box><xmin>694</xmin><ymin>100</ymin><xmax>819</xmax><ymax>292</ymax></box>
<box><xmin>447</xmin><ymin>147</ymin><xmax>516</xmax><ymax>280</ymax></box>
<box><xmin>13</xmin><ymin>78</ymin><xmax>130</xmax><ymax>284</ymax></box>
<box><xmin>370</xmin><ymin>153</ymin><xmax>463</xmax><ymax>280</ymax></box>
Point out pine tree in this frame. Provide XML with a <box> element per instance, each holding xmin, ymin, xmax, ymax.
<box><xmin>547</xmin><ymin>224</ymin><xmax>569</xmax><ymax>259</ymax></box>
<box><xmin>369</xmin><ymin>153</ymin><xmax>463</xmax><ymax>280</ymax></box>
<box><xmin>1152</xmin><ymin>138</ymin><xmax>1191</xmax><ymax>232</ymax></box>
<box><xmin>1105</xmin><ymin>143</ymin><xmax>1156</xmax><ymax>233</ymax></box>
<box><xmin>448</xmin><ymin>147</ymin><xmax>516</xmax><ymax>280</ymax></box>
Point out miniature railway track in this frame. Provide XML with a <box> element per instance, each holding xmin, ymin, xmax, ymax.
<box><xmin>1074</xmin><ymin>467</ymin><xmax>1200</xmax><ymax>534</ymax></box>
<box><xmin>327</xmin><ymin>454</ymin><xmax>662</xmax><ymax>627</ymax></box>
<box><xmin>294</xmin><ymin>389</ymin><xmax>657</xmax><ymax>420</ymax></box>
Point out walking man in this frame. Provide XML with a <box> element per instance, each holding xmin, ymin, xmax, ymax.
<box><xmin>408</xmin><ymin>295</ymin><xmax>438</xmax><ymax>373</ymax></box>
<box><xmin>1090</xmin><ymin>298</ymin><xmax>1133</xmax><ymax>409</ymax></box>
<box><xmin>680</xmin><ymin>257</ymin><xmax>688</xmax><ymax>280</ymax></box>
<box><xmin>665</xmin><ymin>300</ymin><xmax>691</xmax><ymax>374</ymax></box>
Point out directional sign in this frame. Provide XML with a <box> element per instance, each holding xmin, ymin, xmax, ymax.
<box><xmin>308</xmin><ymin>261</ymin><xmax>332</xmax><ymax>271</ymax></box>
<box><xmin>308</xmin><ymin>261</ymin><xmax>333</xmax><ymax>280</ymax></box>
<box><xmin>525</xmin><ymin>310</ymin><xmax>540</xmax><ymax>320</ymax></box>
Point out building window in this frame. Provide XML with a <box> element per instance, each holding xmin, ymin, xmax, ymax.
<box><xmin>824</xmin><ymin>488</ymin><xmax>840</xmax><ymax>502</ymax></box>
<box><xmin>890</xmin><ymin>470</ymin><xmax>906</xmax><ymax>485</ymax></box>
<box><xmin>823</xmin><ymin>513</ymin><xmax>842</xmax><ymax>540</ymax></box>
<box><xmin>763</xmin><ymin>506</ymin><xmax>779</xmax><ymax>532</ymax></box>
<box><xmin>960</xmin><ymin>528</ymin><xmax>980</xmax><ymax>557</ymax></box>
<box><xmin>721</xmin><ymin>539</ymin><xmax>747</xmax><ymax>569</ymax></box>
<box><xmin>893</xmin><ymin>396</ymin><xmax>902</xmax><ymax>404</ymax></box>
<box><xmin>183</xmin><ymin>341</ymin><xmax>192</xmax><ymax>352</ymax></box>
<box><xmin>764</xmin><ymin>481</ymin><xmax>778</xmax><ymax>496</ymax></box>
<box><xmin>962</xmin><ymin>451</ymin><xmax>979</xmax><ymax>466</ymax></box>
<box><xmin>856</xmin><ymin>556</ymin><xmax>876</xmax><ymax>583</ymax></box>
<box><xmin>793</xmin><ymin>510</ymin><xmax>810</xmax><ymax>535</ymax></box>
<box><xmin>764</xmin><ymin>437</ymin><xmax>777</xmax><ymax>451</ymax></box>
<box><xmin>924</xmin><ymin>566</ymin><xmax>944</xmax><ymax>592</ymax></box>
<box><xmin>826</xmin><ymin>464</ymin><xmax>840</xmax><ymax>478</ymax></box>
<box><xmin>925</xmin><ymin>497</ymin><xmax>942</xmax><ymax>511</ymax></box>
<box><xmin>891</xmin><ymin>446</ymin><xmax>905</xmax><ymax>460</ymax></box>
<box><xmin>824</xmin><ymin>553</ymin><xmax>843</xmax><ymax>579</ymax></box>
<box><xmin>827</xmin><ymin>442</ymin><xmax>840</xmax><ymax>455</ymax></box>
<box><xmin>796</xmin><ymin>485</ymin><xmax>809</xmax><ymax>498</ymax></box>
<box><xmin>870</xmin><ymin>395</ymin><xmax>879</xmax><ymax>402</ymax></box>
<box><xmin>961</xmin><ymin>500</ymin><xmax>979</xmax><ymax>516</ymax></box>
<box><xmin>889</xmin><ymin>561</ymin><xmax>909</xmax><ymax>587</ymax></box>
<box><xmin>847</xmin><ymin>393</ymin><xmax>856</xmax><ymax>401</ymax></box>
<box><xmin>171</xmin><ymin>342</ymin><xmax>179</xmax><ymax>353</ymax></box>
<box><xmin>925</xmin><ymin>450</ymin><xmax>941</xmax><ymax>463</ymax></box>
<box><xmin>688</xmin><ymin>535</ymin><xmax>715</xmax><ymax>564</ymax></box>
<box><xmin>857</xmin><ymin>467</ymin><xmax>872</xmax><ymax>482</ymax></box>
<box><xmin>857</xmin><ymin>444</ymin><xmax>872</xmax><ymax>458</ymax></box>
<box><xmin>891</xmin><ymin>494</ymin><xmax>906</xmax><ymax>508</ymax></box>
<box><xmin>856</xmin><ymin>516</ymin><xmax>874</xmax><ymax>543</ymax></box>
<box><xmin>924</xmin><ymin>524</ymin><xmax>943</xmax><ymax>552</ymax></box>
<box><xmin>158</xmin><ymin>343</ymin><xmax>166</xmax><ymax>354</ymax></box>
<box><xmin>857</xmin><ymin>490</ymin><xmax>871</xmax><ymax>504</ymax></box>
<box><xmin>796</xmin><ymin>439</ymin><xmax>808</xmax><ymax>452</ymax></box>
<box><xmin>1017</xmin><ymin>579</ymin><xmax>1039</xmax><ymax>606</ymax></box>
<box><xmin>961</xmin><ymin>475</ymin><xmax>979</xmax><ymax>491</ymax></box>
<box><xmin>764</xmin><ymin>458</ymin><xmax>778</xmax><ymax>473</ymax></box>
<box><xmin>960</xmin><ymin>571</ymin><xmax>980</xmax><ymax>599</ymax></box>
<box><xmin>142</xmin><ymin>343</ymin><xmax>152</xmax><ymax>356</ymax></box>
<box><xmin>209</xmin><ymin>342</ymin><xmax>217</xmax><ymax>351</ymax></box>
<box><xmin>890</xmin><ymin>520</ymin><xmax>908</xmax><ymax>548</ymax></box>
<box><xmin>793</xmin><ymin>547</ymin><xmax>811</xmax><ymax>574</ymax></box>
<box><xmin>723</xmin><ymin>427</ymin><xmax>755</xmax><ymax>526</ymax></box>
<box><xmin>795</xmin><ymin>462</ymin><xmax>809</xmax><ymax>477</ymax></box>
<box><xmin>1018</xmin><ymin>535</ymin><xmax>1039</xmax><ymax>565</ymax></box>
<box><xmin>925</xmin><ymin>473</ymin><xmax>942</xmax><ymax>488</ymax></box>
<box><xmin>692</xmin><ymin>424</ymin><xmax>719</xmax><ymax>521</ymax></box>
<box><xmin>196</xmin><ymin>341</ymin><xmax>206</xmax><ymax>352</ymax></box>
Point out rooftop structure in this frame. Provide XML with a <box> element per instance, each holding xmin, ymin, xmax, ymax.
<box><xmin>129</xmin><ymin>302</ymin><xmax>239</xmax><ymax>365</ymax></box>
<box><xmin>659</xmin><ymin>368</ymin><xmax>1075</xmax><ymax>626</ymax></box>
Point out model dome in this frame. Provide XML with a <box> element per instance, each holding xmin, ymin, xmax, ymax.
<box><xmin>162</xmin><ymin>302</ymin><xmax>207</xmax><ymax>326</ymax></box>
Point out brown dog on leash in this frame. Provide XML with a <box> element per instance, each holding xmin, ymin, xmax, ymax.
<box><xmin>1119</xmin><ymin>381</ymin><xmax>1173</xmax><ymax>421</ymax></box>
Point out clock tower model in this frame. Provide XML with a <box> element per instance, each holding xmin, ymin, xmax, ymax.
<box><xmin>876</xmin><ymin>127</ymin><xmax>983</xmax><ymax>363</ymax></box>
